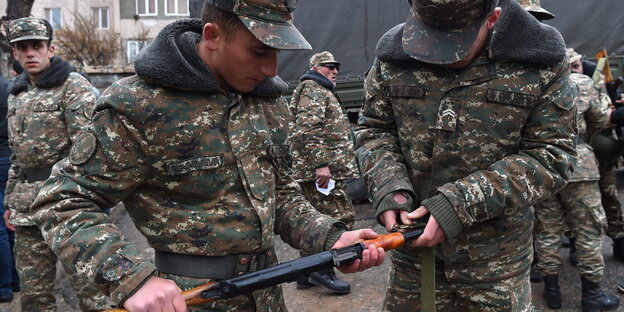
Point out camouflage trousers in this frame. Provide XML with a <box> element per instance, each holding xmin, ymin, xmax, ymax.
<box><xmin>14</xmin><ymin>225</ymin><xmax>111</xmax><ymax>312</ymax></box>
<box><xmin>598</xmin><ymin>161</ymin><xmax>624</xmax><ymax>239</ymax></box>
<box><xmin>382</xmin><ymin>250</ymin><xmax>534</xmax><ymax>312</ymax></box>
<box><xmin>534</xmin><ymin>181</ymin><xmax>607</xmax><ymax>281</ymax></box>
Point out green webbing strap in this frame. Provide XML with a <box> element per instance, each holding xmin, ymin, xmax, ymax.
<box><xmin>421</xmin><ymin>247</ymin><xmax>436</xmax><ymax>311</ymax></box>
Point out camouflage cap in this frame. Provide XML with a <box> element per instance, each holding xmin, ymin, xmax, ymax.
<box><xmin>206</xmin><ymin>0</ymin><xmax>311</xmax><ymax>50</ymax></box>
<box><xmin>515</xmin><ymin>0</ymin><xmax>555</xmax><ymax>20</ymax></box>
<box><xmin>403</xmin><ymin>0</ymin><xmax>499</xmax><ymax>64</ymax></box>
<box><xmin>6</xmin><ymin>17</ymin><xmax>53</xmax><ymax>44</ymax></box>
<box><xmin>566</xmin><ymin>48</ymin><xmax>582</xmax><ymax>63</ymax></box>
<box><xmin>309</xmin><ymin>51</ymin><xmax>341</xmax><ymax>68</ymax></box>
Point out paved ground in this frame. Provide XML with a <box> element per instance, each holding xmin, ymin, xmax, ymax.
<box><xmin>2</xmin><ymin>199</ymin><xmax>624</xmax><ymax>312</ymax></box>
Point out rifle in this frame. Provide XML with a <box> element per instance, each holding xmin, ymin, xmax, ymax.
<box><xmin>105</xmin><ymin>228</ymin><xmax>424</xmax><ymax>312</ymax></box>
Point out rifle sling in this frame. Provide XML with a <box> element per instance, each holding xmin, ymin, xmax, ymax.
<box><xmin>155</xmin><ymin>249</ymin><xmax>271</xmax><ymax>279</ymax></box>
<box><xmin>421</xmin><ymin>246</ymin><xmax>436</xmax><ymax>311</ymax></box>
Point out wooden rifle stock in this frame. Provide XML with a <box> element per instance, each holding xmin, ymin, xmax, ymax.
<box><xmin>103</xmin><ymin>229</ymin><xmax>423</xmax><ymax>312</ymax></box>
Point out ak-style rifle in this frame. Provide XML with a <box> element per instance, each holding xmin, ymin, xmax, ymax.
<box><xmin>105</xmin><ymin>229</ymin><xmax>423</xmax><ymax>312</ymax></box>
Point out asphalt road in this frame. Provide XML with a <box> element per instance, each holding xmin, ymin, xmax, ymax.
<box><xmin>2</xmin><ymin>199</ymin><xmax>624</xmax><ymax>312</ymax></box>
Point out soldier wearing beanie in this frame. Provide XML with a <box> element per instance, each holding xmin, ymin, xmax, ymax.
<box><xmin>288</xmin><ymin>51</ymin><xmax>359</xmax><ymax>294</ymax></box>
<box><xmin>356</xmin><ymin>0</ymin><xmax>577</xmax><ymax>310</ymax></box>
<box><xmin>4</xmin><ymin>17</ymin><xmax>111</xmax><ymax>311</ymax></box>
<box><xmin>30</xmin><ymin>1</ymin><xmax>385</xmax><ymax>311</ymax></box>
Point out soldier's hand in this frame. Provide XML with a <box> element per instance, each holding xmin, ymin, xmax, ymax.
<box><xmin>379</xmin><ymin>192</ymin><xmax>413</xmax><ymax>232</ymax></box>
<box><xmin>315</xmin><ymin>166</ymin><xmax>331</xmax><ymax>188</ymax></box>
<box><xmin>408</xmin><ymin>206</ymin><xmax>446</xmax><ymax>247</ymax></box>
<box><xmin>3</xmin><ymin>210</ymin><xmax>15</xmax><ymax>232</ymax></box>
<box><xmin>332</xmin><ymin>229</ymin><xmax>385</xmax><ymax>273</ymax></box>
<box><xmin>123</xmin><ymin>276</ymin><xmax>186</xmax><ymax>312</ymax></box>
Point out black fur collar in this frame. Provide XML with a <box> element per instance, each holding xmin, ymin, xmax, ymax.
<box><xmin>8</xmin><ymin>56</ymin><xmax>75</xmax><ymax>95</ymax></box>
<box><xmin>135</xmin><ymin>18</ymin><xmax>287</xmax><ymax>97</ymax></box>
<box><xmin>299</xmin><ymin>70</ymin><xmax>335</xmax><ymax>90</ymax></box>
<box><xmin>376</xmin><ymin>0</ymin><xmax>565</xmax><ymax>66</ymax></box>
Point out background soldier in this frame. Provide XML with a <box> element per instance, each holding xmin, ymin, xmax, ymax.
<box><xmin>356</xmin><ymin>0</ymin><xmax>577</xmax><ymax>310</ymax></box>
<box><xmin>3</xmin><ymin>17</ymin><xmax>111</xmax><ymax>311</ymax></box>
<box><xmin>31</xmin><ymin>1</ymin><xmax>384</xmax><ymax>311</ymax></box>
<box><xmin>289</xmin><ymin>51</ymin><xmax>360</xmax><ymax>294</ymax></box>
<box><xmin>533</xmin><ymin>48</ymin><xmax>620</xmax><ymax>311</ymax></box>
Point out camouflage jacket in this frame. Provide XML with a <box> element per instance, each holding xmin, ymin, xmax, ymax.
<box><xmin>356</xmin><ymin>6</ymin><xmax>576</xmax><ymax>284</ymax></box>
<box><xmin>32</xmin><ymin>19</ymin><xmax>340</xmax><ymax>305</ymax></box>
<box><xmin>569</xmin><ymin>73</ymin><xmax>610</xmax><ymax>182</ymax></box>
<box><xmin>288</xmin><ymin>71</ymin><xmax>359</xmax><ymax>182</ymax></box>
<box><xmin>5</xmin><ymin>57</ymin><xmax>94</xmax><ymax>226</ymax></box>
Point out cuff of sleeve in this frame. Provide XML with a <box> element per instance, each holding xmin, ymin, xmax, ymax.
<box><xmin>421</xmin><ymin>194</ymin><xmax>463</xmax><ymax>240</ymax></box>
<box><xmin>375</xmin><ymin>191</ymin><xmax>413</xmax><ymax>225</ymax></box>
<box><xmin>314</xmin><ymin>161</ymin><xmax>330</xmax><ymax>169</ymax></box>
<box><xmin>322</xmin><ymin>223</ymin><xmax>348</xmax><ymax>251</ymax></box>
<box><xmin>111</xmin><ymin>261</ymin><xmax>157</xmax><ymax>306</ymax></box>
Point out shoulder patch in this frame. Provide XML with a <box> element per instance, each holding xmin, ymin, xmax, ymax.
<box><xmin>70</xmin><ymin>132</ymin><xmax>98</xmax><ymax>165</ymax></box>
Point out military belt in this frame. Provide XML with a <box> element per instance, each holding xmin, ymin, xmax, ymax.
<box><xmin>18</xmin><ymin>167</ymin><xmax>53</xmax><ymax>183</ymax></box>
<box><xmin>155</xmin><ymin>250</ymin><xmax>272</xmax><ymax>279</ymax></box>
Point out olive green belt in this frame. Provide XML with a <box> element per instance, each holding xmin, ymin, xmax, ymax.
<box><xmin>155</xmin><ymin>250</ymin><xmax>272</xmax><ymax>279</ymax></box>
<box><xmin>18</xmin><ymin>167</ymin><xmax>53</xmax><ymax>183</ymax></box>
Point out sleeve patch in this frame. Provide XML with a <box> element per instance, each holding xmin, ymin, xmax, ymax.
<box><xmin>69</xmin><ymin>132</ymin><xmax>98</xmax><ymax>165</ymax></box>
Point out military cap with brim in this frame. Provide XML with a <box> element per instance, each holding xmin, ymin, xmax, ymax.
<box><xmin>206</xmin><ymin>0</ymin><xmax>311</xmax><ymax>50</ymax></box>
<box><xmin>403</xmin><ymin>0</ymin><xmax>499</xmax><ymax>64</ymax></box>
<box><xmin>6</xmin><ymin>17</ymin><xmax>52</xmax><ymax>44</ymax></box>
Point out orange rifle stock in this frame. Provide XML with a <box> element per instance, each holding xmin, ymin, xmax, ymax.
<box><xmin>104</xmin><ymin>229</ymin><xmax>424</xmax><ymax>312</ymax></box>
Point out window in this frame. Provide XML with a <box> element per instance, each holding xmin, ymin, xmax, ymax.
<box><xmin>166</xmin><ymin>0</ymin><xmax>189</xmax><ymax>16</ymax></box>
<box><xmin>44</xmin><ymin>8</ymin><xmax>62</xmax><ymax>29</ymax></box>
<box><xmin>127</xmin><ymin>40</ymin><xmax>146</xmax><ymax>65</ymax></box>
<box><xmin>92</xmin><ymin>7</ymin><xmax>110</xmax><ymax>29</ymax></box>
<box><xmin>136</xmin><ymin>0</ymin><xmax>157</xmax><ymax>16</ymax></box>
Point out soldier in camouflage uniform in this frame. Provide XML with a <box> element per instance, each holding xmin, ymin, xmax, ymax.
<box><xmin>355</xmin><ymin>0</ymin><xmax>577</xmax><ymax>310</ymax></box>
<box><xmin>288</xmin><ymin>51</ymin><xmax>360</xmax><ymax>294</ymax></box>
<box><xmin>533</xmin><ymin>49</ymin><xmax>620</xmax><ymax>311</ymax></box>
<box><xmin>3</xmin><ymin>17</ymin><xmax>112</xmax><ymax>311</ymax></box>
<box><xmin>30</xmin><ymin>1</ymin><xmax>385</xmax><ymax>311</ymax></box>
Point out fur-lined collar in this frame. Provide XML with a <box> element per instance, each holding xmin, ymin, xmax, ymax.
<box><xmin>8</xmin><ymin>56</ymin><xmax>75</xmax><ymax>95</ymax></box>
<box><xmin>135</xmin><ymin>18</ymin><xmax>288</xmax><ymax>97</ymax></box>
<box><xmin>299</xmin><ymin>70</ymin><xmax>335</xmax><ymax>90</ymax></box>
<box><xmin>376</xmin><ymin>0</ymin><xmax>565</xmax><ymax>66</ymax></box>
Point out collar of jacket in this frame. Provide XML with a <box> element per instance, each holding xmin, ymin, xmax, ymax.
<box><xmin>299</xmin><ymin>70</ymin><xmax>335</xmax><ymax>90</ymax></box>
<box><xmin>8</xmin><ymin>56</ymin><xmax>75</xmax><ymax>95</ymax></box>
<box><xmin>376</xmin><ymin>0</ymin><xmax>565</xmax><ymax>67</ymax></box>
<box><xmin>135</xmin><ymin>18</ymin><xmax>288</xmax><ymax>97</ymax></box>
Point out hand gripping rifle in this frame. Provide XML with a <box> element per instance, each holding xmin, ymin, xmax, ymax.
<box><xmin>105</xmin><ymin>228</ymin><xmax>424</xmax><ymax>312</ymax></box>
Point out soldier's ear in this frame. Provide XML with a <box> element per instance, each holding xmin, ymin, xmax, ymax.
<box><xmin>485</xmin><ymin>7</ymin><xmax>501</xmax><ymax>30</ymax></box>
<box><xmin>202</xmin><ymin>23</ymin><xmax>220</xmax><ymax>51</ymax></box>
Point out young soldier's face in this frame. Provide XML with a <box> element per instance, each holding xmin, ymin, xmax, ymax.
<box><xmin>12</xmin><ymin>40</ymin><xmax>54</xmax><ymax>79</ymax></box>
<box><xmin>213</xmin><ymin>27</ymin><xmax>279</xmax><ymax>93</ymax></box>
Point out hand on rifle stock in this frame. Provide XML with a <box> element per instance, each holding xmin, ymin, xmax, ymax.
<box><xmin>331</xmin><ymin>228</ymin><xmax>385</xmax><ymax>273</ymax></box>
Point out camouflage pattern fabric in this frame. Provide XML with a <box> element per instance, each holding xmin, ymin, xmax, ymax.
<box><xmin>568</xmin><ymin>73</ymin><xmax>610</xmax><ymax>182</ymax></box>
<box><xmin>32</xmin><ymin>74</ymin><xmax>341</xmax><ymax>307</ymax></box>
<box><xmin>208</xmin><ymin>0</ymin><xmax>311</xmax><ymax>50</ymax></box>
<box><xmin>599</xmin><ymin>159</ymin><xmax>624</xmax><ymax>239</ymax></box>
<box><xmin>299</xmin><ymin>181</ymin><xmax>355</xmax><ymax>229</ymax></box>
<box><xmin>6</xmin><ymin>17</ymin><xmax>52</xmax><ymax>43</ymax></box>
<box><xmin>5</xmin><ymin>68</ymin><xmax>110</xmax><ymax>310</ymax></box>
<box><xmin>382</xmin><ymin>248</ymin><xmax>533</xmax><ymax>311</ymax></box>
<box><xmin>534</xmin><ymin>181</ymin><xmax>606</xmax><ymax>281</ymax></box>
<box><xmin>15</xmin><ymin>225</ymin><xmax>111</xmax><ymax>312</ymax></box>
<box><xmin>288</xmin><ymin>79</ymin><xmax>359</xmax><ymax>182</ymax></box>
<box><xmin>5</xmin><ymin>72</ymin><xmax>95</xmax><ymax>226</ymax></box>
<box><xmin>356</xmin><ymin>46</ymin><xmax>576</xmax><ymax>308</ymax></box>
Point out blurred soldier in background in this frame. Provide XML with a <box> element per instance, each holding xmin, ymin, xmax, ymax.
<box><xmin>533</xmin><ymin>48</ymin><xmax>620</xmax><ymax>311</ymax></box>
<box><xmin>4</xmin><ymin>17</ymin><xmax>111</xmax><ymax>311</ymax></box>
<box><xmin>289</xmin><ymin>51</ymin><xmax>360</xmax><ymax>294</ymax></box>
